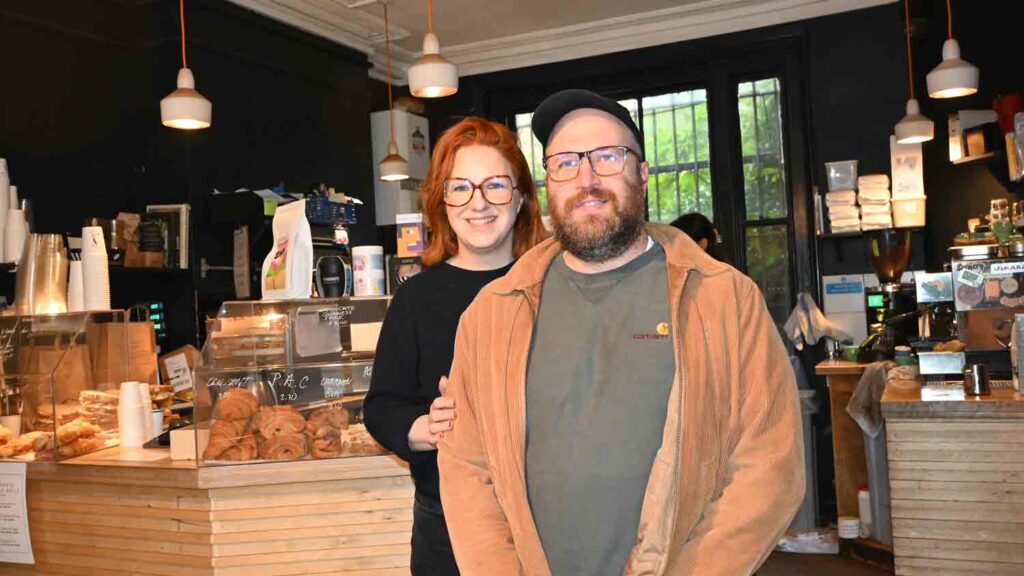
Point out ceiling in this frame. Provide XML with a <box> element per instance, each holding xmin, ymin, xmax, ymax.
<box><xmin>227</xmin><ymin>0</ymin><xmax>896</xmax><ymax>83</ymax></box>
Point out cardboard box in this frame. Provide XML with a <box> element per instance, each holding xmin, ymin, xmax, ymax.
<box><xmin>158</xmin><ymin>345</ymin><xmax>200</xmax><ymax>400</ymax></box>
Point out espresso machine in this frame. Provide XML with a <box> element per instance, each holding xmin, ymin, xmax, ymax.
<box><xmin>860</xmin><ymin>229</ymin><xmax>920</xmax><ymax>358</ymax></box>
<box><xmin>948</xmin><ymin>243</ymin><xmax>1024</xmax><ymax>375</ymax></box>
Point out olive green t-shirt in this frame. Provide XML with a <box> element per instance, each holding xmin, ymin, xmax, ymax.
<box><xmin>525</xmin><ymin>241</ymin><xmax>675</xmax><ymax>575</ymax></box>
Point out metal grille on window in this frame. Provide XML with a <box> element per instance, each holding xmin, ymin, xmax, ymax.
<box><xmin>738</xmin><ymin>77</ymin><xmax>791</xmax><ymax>327</ymax></box>
<box><xmin>640</xmin><ymin>90</ymin><xmax>712</xmax><ymax>223</ymax></box>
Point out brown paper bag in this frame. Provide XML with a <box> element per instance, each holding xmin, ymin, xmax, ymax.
<box><xmin>87</xmin><ymin>320</ymin><xmax>158</xmax><ymax>387</ymax></box>
<box><xmin>17</xmin><ymin>333</ymin><xmax>94</xmax><ymax>431</ymax></box>
<box><xmin>117</xmin><ymin>212</ymin><xmax>144</xmax><ymax>268</ymax></box>
<box><xmin>129</xmin><ymin>320</ymin><xmax>159</xmax><ymax>385</ymax></box>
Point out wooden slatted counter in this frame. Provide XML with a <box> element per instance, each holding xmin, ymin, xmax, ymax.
<box><xmin>882</xmin><ymin>380</ymin><xmax>1024</xmax><ymax>576</ymax></box>
<box><xmin>0</xmin><ymin>448</ymin><xmax>414</xmax><ymax>575</ymax></box>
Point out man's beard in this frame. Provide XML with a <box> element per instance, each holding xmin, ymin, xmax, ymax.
<box><xmin>550</xmin><ymin>186</ymin><xmax>645</xmax><ymax>263</ymax></box>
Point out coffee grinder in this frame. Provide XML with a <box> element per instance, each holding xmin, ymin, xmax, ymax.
<box><xmin>861</xmin><ymin>229</ymin><xmax>920</xmax><ymax>357</ymax></box>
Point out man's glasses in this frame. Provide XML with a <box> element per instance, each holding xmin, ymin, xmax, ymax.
<box><xmin>542</xmin><ymin>146</ymin><xmax>639</xmax><ymax>182</ymax></box>
<box><xmin>443</xmin><ymin>175</ymin><xmax>517</xmax><ymax>207</ymax></box>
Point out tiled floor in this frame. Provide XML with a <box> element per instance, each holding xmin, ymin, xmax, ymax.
<box><xmin>758</xmin><ymin>552</ymin><xmax>894</xmax><ymax>575</ymax></box>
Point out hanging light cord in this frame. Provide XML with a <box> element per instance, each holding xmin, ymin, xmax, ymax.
<box><xmin>946</xmin><ymin>0</ymin><xmax>953</xmax><ymax>39</ymax></box>
<box><xmin>904</xmin><ymin>0</ymin><xmax>915</xmax><ymax>99</ymax></box>
<box><xmin>180</xmin><ymin>0</ymin><xmax>188</xmax><ymax>68</ymax></box>
<box><xmin>384</xmin><ymin>1</ymin><xmax>395</xmax><ymax>143</ymax></box>
<box><xmin>427</xmin><ymin>0</ymin><xmax>433</xmax><ymax>34</ymax></box>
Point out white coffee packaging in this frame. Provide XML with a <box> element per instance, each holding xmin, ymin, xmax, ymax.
<box><xmin>261</xmin><ymin>199</ymin><xmax>313</xmax><ymax>300</ymax></box>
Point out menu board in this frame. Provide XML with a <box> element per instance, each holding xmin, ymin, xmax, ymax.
<box><xmin>0</xmin><ymin>463</ymin><xmax>33</xmax><ymax>564</ymax></box>
<box><xmin>204</xmin><ymin>361</ymin><xmax>374</xmax><ymax>407</ymax></box>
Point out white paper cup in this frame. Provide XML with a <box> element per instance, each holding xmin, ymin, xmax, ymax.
<box><xmin>0</xmin><ymin>415</ymin><xmax>21</xmax><ymax>438</ymax></box>
<box><xmin>68</xmin><ymin>260</ymin><xmax>85</xmax><ymax>312</ymax></box>
<box><xmin>81</xmin><ymin>251</ymin><xmax>110</xmax><ymax>310</ymax></box>
<box><xmin>119</xmin><ymin>381</ymin><xmax>143</xmax><ymax>405</ymax></box>
<box><xmin>150</xmin><ymin>410</ymin><xmax>165</xmax><ymax>439</ymax></box>
<box><xmin>81</xmin><ymin>226</ymin><xmax>107</xmax><ymax>255</ymax></box>
<box><xmin>3</xmin><ymin>210</ymin><xmax>26</xmax><ymax>264</ymax></box>
<box><xmin>117</xmin><ymin>401</ymin><xmax>148</xmax><ymax>448</ymax></box>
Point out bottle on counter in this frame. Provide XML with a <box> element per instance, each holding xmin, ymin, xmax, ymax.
<box><xmin>857</xmin><ymin>484</ymin><xmax>873</xmax><ymax>539</ymax></box>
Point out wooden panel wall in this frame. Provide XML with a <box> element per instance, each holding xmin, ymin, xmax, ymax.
<box><xmin>888</xmin><ymin>419</ymin><xmax>1024</xmax><ymax>575</ymax></box>
<box><xmin>0</xmin><ymin>457</ymin><xmax>414</xmax><ymax>575</ymax></box>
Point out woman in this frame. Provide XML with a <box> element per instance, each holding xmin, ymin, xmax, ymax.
<box><xmin>670</xmin><ymin>212</ymin><xmax>729</xmax><ymax>263</ymax></box>
<box><xmin>364</xmin><ymin>117</ymin><xmax>547</xmax><ymax>574</ymax></box>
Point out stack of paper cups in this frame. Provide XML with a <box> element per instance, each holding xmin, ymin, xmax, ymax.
<box><xmin>3</xmin><ymin>209</ymin><xmax>26</xmax><ymax>264</ymax></box>
<box><xmin>67</xmin><ymin>260</ymin><xmax>85</xmax><ymax>312</ymax></box>
<box><xmin>138</xmin><ymin>382</ymin><xmax>153</xmax><ymax>440</ymax></box>
<box><xmin>0</xmin><ymin>159</ymin><xmax>8</xmax><ymax>261</ymax></box>
<box><xmin>81</xmin><ymin>226</ymin><xmax>111</xmax><ymax>310</ymax></box>
<box><xmin>118</xmin><ymin>381</ymin><xmax>148</xmax><ymax>448</ymax></box>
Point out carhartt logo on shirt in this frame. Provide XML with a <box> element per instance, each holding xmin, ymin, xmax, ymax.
<box><xmin>633</xmin><ymin>322</ymin><xmax>670</xmax><ymax>341</ymax></box>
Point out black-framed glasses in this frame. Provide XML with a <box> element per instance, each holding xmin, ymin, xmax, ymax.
<box><xmin>542</xmin><ymin>146</ymin><xmax>639</xmax><ymax>182</ymax></box>
<box><xmin>443</xmin><ymin>175</ymin><xmax>517</xmax><ymax>207</ymax></box>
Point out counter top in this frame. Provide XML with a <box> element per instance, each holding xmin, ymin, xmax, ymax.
<box><xmin>815</xmin><ymin>359</ymin><xmax>869</xmax><ymax>376</ymax></box>
<box><xmin>882</xmin><ymin>379</ymin><xmax>1024</xmax><ymax>419</ymax></box>
<box><xmin>26</xmin><ymin>446</ymin><xmax>410</xmax><ymax>489</ymax></box>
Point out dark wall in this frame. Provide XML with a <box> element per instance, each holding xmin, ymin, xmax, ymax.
<box><xmin>808</xmin><ymin>1</ymin><xmax>1024</xmax><ymax>272</ymax></box>
<box><xmin>0</xmin><ymin>0</ymin><xmax>379</xmax><ymax>347</ymax></box>
<box><xmin>415</xmin><ymin>2</ymin><xmax>1024</xmax><ymax>273</ymax></box>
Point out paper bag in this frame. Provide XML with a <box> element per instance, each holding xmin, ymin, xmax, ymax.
<box><xmin>17</xmin><ymin>333</ymin><xmax>94</xmax><ymax>430</ymax></box>
<box><xmin>117</xmin><ymin>212</ymin><xmax>144</xmax><ymax>268</ymax></box>
<box><xmin>87</xmin><ymin>320</ymin><xmax>158</xmax><ymax>387</ymax></box>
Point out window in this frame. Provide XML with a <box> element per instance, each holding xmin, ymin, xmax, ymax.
<box><xmin>641</xmin><ymin>90</ymin><xmax>712</xmax><ymax>223</ymax></box>
<box><xmin>739</xmin><ymin>79</ymin><xmax>787</xmax><ymax>220</ymax></box>
<box><xmin>515</xmin><ymin>112</ymin><xmax>549</xmax><ymax>214</ymax></box>
<box><xmin>738</xmin><ymin>78</ymin><xmax>791</xmax><ymax>326</ymax></box>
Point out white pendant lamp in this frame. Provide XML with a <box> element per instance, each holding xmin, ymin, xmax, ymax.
<box><xmin>895</xmin><ymin>0</ymin><xmax>933</xmax><ymax>144</ymax></box>
<box><xmin>161</xmin><ymin>0</ymin><xmax>211</xmax><ymax>129</ymax></box>
<box><xmin>379</xmin><ymin>1</ymin><xmax>409</xmax><ymax>182</ymax></box>
<box><xmin>926</xmin><ymin>0</ymin><xmax>978</xmax><ymax>99</ymax></box>
<box><xmin>408</xmin><ymin>0</ymin><xmax>458</xmax><ymax>98</ymax></box>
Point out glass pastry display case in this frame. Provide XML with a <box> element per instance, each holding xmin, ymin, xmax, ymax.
<box><xmin>0</xmin><ymin>310</ymin><xmax>131</xmax><ymax>461</ymax></box>
<box><xmin>194</xmin><ymin>297</ymin><xmax>390</xmax><ymax>466</ymax></box>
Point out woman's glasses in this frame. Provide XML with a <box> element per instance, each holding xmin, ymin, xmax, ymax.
<box><xmin>443</xmin><ymin>175</ymin><xmax>516</xmax><ymax>207</ymax></box>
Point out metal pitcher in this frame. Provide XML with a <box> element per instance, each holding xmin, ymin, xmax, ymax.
<box><xmin>14</xmin><ymin>234</ymin><xmax>68</xmax><ymax>315</ymax></box>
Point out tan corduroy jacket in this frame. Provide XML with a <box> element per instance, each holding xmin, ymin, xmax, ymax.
<box><xmin>438</xmin><ymin>223</ymin><xmax>804</xmax><ymax>576</ymax></box>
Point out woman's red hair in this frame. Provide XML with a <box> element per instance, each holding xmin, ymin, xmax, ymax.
<box><xmin>421</xmin><ymin>117</ymin><xmax>548</xmax><ymax>267</ymax></box>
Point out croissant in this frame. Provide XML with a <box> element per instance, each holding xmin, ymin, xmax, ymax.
<box><xmin>258</xmin><ymin>432</ymin><xmax>308</xmax><ymax>460</ymax></box>
<box><xmin>219</xmin><ymin>434</ymin><xmax>257</xmax><ymax>461</ymax></box>
<box><xmin>255</xmin><ymin>406</ymin><xmax>306</xmax><ymax>438</ymax></box>
<box><xmin>214</xmin><ymin>388</ymin><xmax>259</xmax><ymax>421</ymax></box>
<box><xmin>307</xmin><ymin>407</ymin><xmax>349</xmax><ymax>430</ymax></box>
<box><xmin>310</xmin><ymin>427</ymin><xmax>345</xmax><ymax>459</ymax></box>
<box><xmin>203</xmin><ymin>420</ymin><xmax>249</xmax><ymax>460</ymax></box>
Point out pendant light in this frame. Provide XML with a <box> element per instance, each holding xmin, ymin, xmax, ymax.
<box><xmin>895</xmin><ymin>0</ymin><xmax>933</xmax><ymax>144</ymax></box>
<box><xmin>379</xmin><ymin>1</ymin><xmax>409</xmax><ymax>182</ymax></box>
<box><xmin>407</xmin><ymin>0</ymin><xmax>458</xmax><ymax>98</ymax></box>
<box><xmin>160</xmin><ymin>0</ymin><xmax>212</xmax><ymax>130</ymax></box>
<box><xmin>926</xmin><ymin>0</ymin><xmax>978</xmax><ymax>99</ymax></box>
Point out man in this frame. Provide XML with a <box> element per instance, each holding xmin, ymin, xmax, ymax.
<box><xmin>438</xmin><ymin>89</ymin><xmax>804</xmax><ymax>576</ymax></box>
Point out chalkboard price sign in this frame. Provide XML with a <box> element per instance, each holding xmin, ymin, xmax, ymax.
<box><xmin>205</xmin><ymin>361</ymin><xmax>374</xmax><ymax>407</ymax></box>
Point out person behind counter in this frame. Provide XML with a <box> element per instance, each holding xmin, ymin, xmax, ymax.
<box><xmin>363</xmin><ymin>116</ymin><xmax>547</xmax><ymax>575</ymax></box>
<box><xmin>437</xmin><ymin>89</ymin><xmax>804</xmax><ymax>576</ymax></box>
<box><xmin>670</xmin><ymin>211</ymin><xmax>730</xmax><ymax>263</ymax></box>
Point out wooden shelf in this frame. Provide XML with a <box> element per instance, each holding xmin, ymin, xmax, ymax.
<box><xmin>952</xmin><ymin>151</ymin><xmax>995</xmax><ymax>165</ymax></box>
<box><xmin>109</xmin><ymin>266</ymin><xmax>191</xmax><ymax>275</ymax></box>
